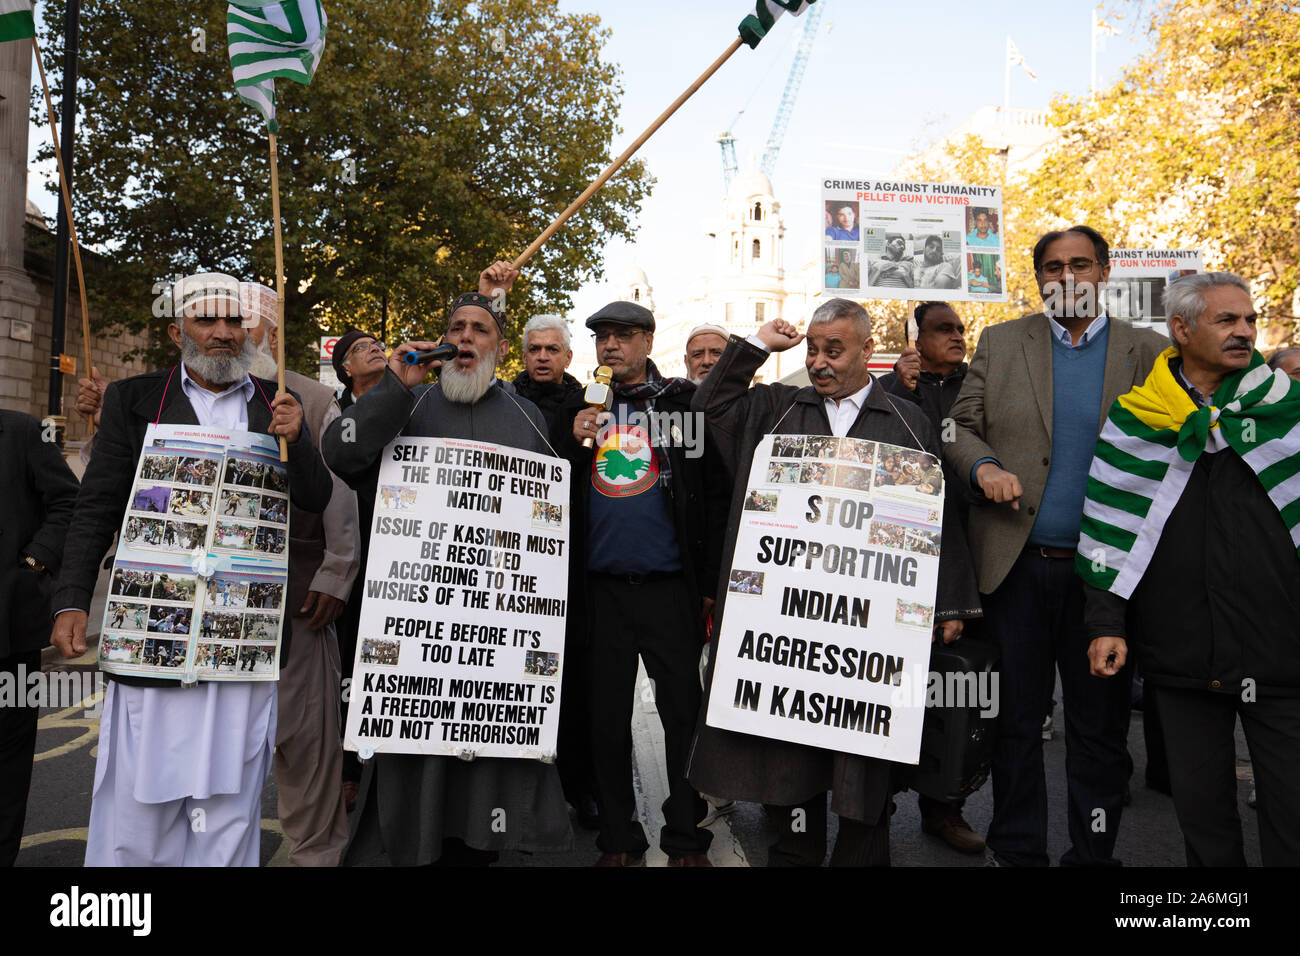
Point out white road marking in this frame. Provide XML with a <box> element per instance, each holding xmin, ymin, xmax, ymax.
<box><xmin>630</xmin><ymin>660</ymin><xmax>747</xmax><ymax>866</ymax></box>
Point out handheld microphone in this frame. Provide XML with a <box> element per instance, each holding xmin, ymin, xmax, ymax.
<box><xmin>581</xmin><ymin>366</ymin><xmax>614</xmax><ymax>449</ymax></box>
<box><xmin>403</xmin><ymin>342</ymin><xmax>459</xmax><ymax>365</ymax></box>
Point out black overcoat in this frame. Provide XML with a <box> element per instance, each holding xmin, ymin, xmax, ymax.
<box><xmin>686</xmin><ymin>336</ymin><xmax>981</xmax><ymax>822</ymax></box>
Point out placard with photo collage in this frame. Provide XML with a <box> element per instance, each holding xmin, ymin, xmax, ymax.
<box><xmin>98</xmin><ymin>424</ymin><xmax>290</xmax><ymax>682</ymax></box>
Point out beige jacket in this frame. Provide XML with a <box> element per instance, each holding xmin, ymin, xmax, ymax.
<box><xmin>946</xmin><ymin>314</ymin><xmax>1168</xmax><ymax>595</ymax></box>
<box><xmin>285</xmin><ymin>369</ymin><xmax>360</xmax><ymax>609</ymax></box>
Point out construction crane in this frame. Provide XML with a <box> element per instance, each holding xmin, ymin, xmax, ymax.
<box><xmin>717</xmin><ymin>1</ymin><xmax>827</xmax><ymax>190</ymax></box>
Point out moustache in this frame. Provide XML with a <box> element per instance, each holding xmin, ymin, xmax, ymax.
<box><xmin>810</xmin><ymin>368</ymin><xmax>836</xmax><ymax>381</ymax></box>
<box><xmin>1223</xmin><ymin>338</ymin><xmax>1252</xmax><ymax>351</ymax></box>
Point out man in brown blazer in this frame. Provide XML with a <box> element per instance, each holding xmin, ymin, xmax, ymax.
<box><xmin>947</xmin><ymin>225</ymin><xmax>1167</xmax><ymax>867</ymax></box>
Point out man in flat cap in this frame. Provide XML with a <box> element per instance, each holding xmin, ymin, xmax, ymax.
<box><xmin>50</xmin><ymin>272</ymin><xmax>333</xmax><ymax>866</ymax></box>
<box><xmin>556</xmin><ymin>301</ymin><xmax>723</xmax><ymax>866</ymax></box>
<box><xmin>322</xmin><ymin>262</ymin><xmax>571</xmax><ymax>866</ymax></box>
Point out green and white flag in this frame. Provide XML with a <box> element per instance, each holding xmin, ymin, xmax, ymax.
<box><xmin>1077</xmin><ymin>346</ymin><xmax>1300</xmax><ymax>598</ymax></box>
<box><xmin>738</xmin><ymin>0</ymin><xmax>817</xmax><ymax>49</ymax></box>
<box><xmin>227</xmin><ymin>0</ymin><xmax>327</xmax><ymax>134</ymax></box>
<box><xmin>0</xmin><ymin>0</ymin><xmax>35</xmax><ymax>43</ymax></box>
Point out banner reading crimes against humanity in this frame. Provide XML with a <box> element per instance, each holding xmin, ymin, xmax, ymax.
<box><xmin>344</xmin><ymin>437</ymin><xmax>571</xmax><ymax>759</ymax></box>
<box><xmin>706</xmin><ymin>434</ymin><xmax>945</xmax><ymax>763</ymax></box>
<box><xmin>822</xmin><ymin>178</ymin><xmax>1007</xmax><ymax>304</ymax></box>
<box><xmin>1103</xmin><ymin>249</ymin><xmax>1202</xmax><ymax>323</ymax></box>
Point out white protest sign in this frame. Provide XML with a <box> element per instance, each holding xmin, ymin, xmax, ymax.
<box><xmin>344</xmin><ymin>437</ymin><xmax>570</xmax><ymax>759</ymax></box>
<box><xmin>822</xmin><ymin>178</ymin><xmax>1007</xmax><ymax>303</ymax></box>
<box><xmin>706</xmin><ymin>434</ymin><xmax>943</xmax><ymax>762</ymax></box>
<box><xmin>100</xmin><ymin>424</ymin><xmax>290</xmax><ymax>682</ymax></box>
<box><xmin>1103</xmin><ymin>249</ymin><xmax>1202</xmax><ymax>323</ymax></box>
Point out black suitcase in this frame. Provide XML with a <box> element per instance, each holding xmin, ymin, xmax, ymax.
<box><xmin>903</xmin><ymin>637</ymin><xmax>1000</xmax><ymax>804</ymax></box>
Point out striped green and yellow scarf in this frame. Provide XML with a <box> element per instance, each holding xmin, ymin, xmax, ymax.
<box><xmin>1076</xmin><ymin>346</ymin><xmax>1300</xmax><ymax>597</ymax></box>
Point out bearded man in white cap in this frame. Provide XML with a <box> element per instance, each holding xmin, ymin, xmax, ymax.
<box><xmin>242</xmin><ymin>282</ymin><xmax>361</xmax><ymax>865</ymax></box>
<box><xmin>50</xmin><ymin>273</ymin><xmax>333</xmax><ymax>866</ymax></box>
<box><xmin>684</xmin><ymin>323</ymin><xmax>730</xmax><ymax>385</ymax></box>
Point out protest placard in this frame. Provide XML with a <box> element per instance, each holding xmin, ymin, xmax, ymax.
<box><xmin>1103</xmin><ymin>249</ymin><xmax>1202</xmax><ymax>323</ymax></box>
<box><xmin>344</xmin><ymin>437</ymin><xmax>570</xmax><ymax>759</ymax></box>
<box><xmin>822</xmin><ymin>178</ymin><xmax>1007</xmax><ymax>303</ymax></box>
<box><xmin>706</xmin><ymin>434</ymin><xmax>943</xmax><ymax>762</ymax></box>
<box><xmin>99</xmin><ymin>424</ymin><xmax>290</xmax><ymax>681</ymax></box>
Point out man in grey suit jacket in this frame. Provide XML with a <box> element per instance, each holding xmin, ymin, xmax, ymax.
<box><xmin>947</xmin><ymin>226</ymin><xmax>1168</xmax><ymax>867</ymax></box>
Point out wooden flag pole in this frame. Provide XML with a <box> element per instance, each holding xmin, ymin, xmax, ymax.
<box><xmin>32</xmin><ymin>36</ymin><xmax>94</xmax><ymax>434</ymax></box>
<box><xmin>268</xmin><ymin>133</ymin><xmax>289</xmax><ymax>462</ymax></box>
<box><xmin>511</xmin><ymin>36</ymin><xmax>745</xmax><ymax>271</ymax></box>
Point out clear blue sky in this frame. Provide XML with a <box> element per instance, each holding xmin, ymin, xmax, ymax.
<box><xmin>25</xmin><ymin>1</ymin><xmax>1146</xmax><ymax>323</ymax></box>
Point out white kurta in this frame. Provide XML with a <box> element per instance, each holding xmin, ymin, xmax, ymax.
<box><xmin>85</xmin><ymin>368</ymin><xmax>279</xmax><ymax>867</ymax></box>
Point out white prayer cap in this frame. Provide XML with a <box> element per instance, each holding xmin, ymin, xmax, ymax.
<box><xmin>686</xmin><ymin>322</ymin><xmax>731</xmax><ymax>346</ymax></box>
<box><xmin>172</xmin><ymin>273</ymin><xmax>241</xmax><ymax>319</ymax></box>
<box><xmin>239</xmin><ymin>282</ymin><xmax>279</xmax><ymax>330</ymax></box>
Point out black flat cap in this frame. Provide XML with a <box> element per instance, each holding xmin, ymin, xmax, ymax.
<box><xmin>585</xmin><ymin>301</ymin><xmax>655</xmax><ymax>332</ymax></box>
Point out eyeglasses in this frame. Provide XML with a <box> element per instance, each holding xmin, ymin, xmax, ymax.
<box><xmin>1040</xmin><ymin>258</ymin><xmax>1098</xmax><ymax>278</ymax></box>
<box><xmin>345</xmin><ymin>339</ymin><xmax>386</xmax><ymax>361</ymax></box>
<box><xmin>591</xmin><ymin>328</ymin><xmax>644</xmax><ymax>344</ymax></box>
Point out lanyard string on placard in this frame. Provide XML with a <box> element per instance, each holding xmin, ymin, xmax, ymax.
<box><xmin>153</xmin><ymin>365</ymin><xmax>276</xmax><ymax>426</ymax></box>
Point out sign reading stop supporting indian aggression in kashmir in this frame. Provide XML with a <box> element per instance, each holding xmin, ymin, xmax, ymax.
<box><xmin>344</xmin><ymin>437</ymin><xmax>570</xmax><ymax>759</ymax></box>
<box><xmin>706</xmin><ymin>434</ymin><xmax>943</xmax><ymax>763</ymax></box>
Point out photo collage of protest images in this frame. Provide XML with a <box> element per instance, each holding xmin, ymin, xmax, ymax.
<box><xmin>822</xmin><ymin>180</ymin><xmax>1007</xmax><ymax>303</ymax></box>
<box><xmin>738</xmin><ymin>434</ymin><xmax>944</xmax><ymax>633</ymax></box>
<box><xmin>99</xmin><ymin>425</ymin><xmax>290</xmax><ymax>681</ymax></box>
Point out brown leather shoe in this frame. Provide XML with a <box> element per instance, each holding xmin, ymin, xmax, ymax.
<box><xmin>667</xmin><ymin>852</ymin><xmax>713</xmax><ymax>867</ymax></box>
<box><xmin>921</xmin><ymin>805</ymin><xmax>986</xmax><ymax>854</ymax></box>
<box><xmin>593</xmin><ymin>852</ymin><xmax>645</xmax><ymax>867</ymax></box>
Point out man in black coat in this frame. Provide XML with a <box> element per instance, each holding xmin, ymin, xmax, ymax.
<box><xmin>878</xmin><ymin>302</ymin><xmax>970</xmax><ymax>444</ymax></box>
<box><xmin>508</xmin><ymin>313</ymin><xmax>596</xmax><ymax>826</ymax></box>
<box><xmin>0</xmin><ymin>411</ymin><xmax>79</xmax><ymax>866</ymax></box>
<box><xmin>511</xmin><ymin>313</ymin><xmax>583</xmax><ymax>434</ymax></box>
<box><xmin>556</xmin><ymin>300</ymin><xmax>724</xmax><ymax>866</ymax></box>
<box><xmin>686</xmin><ymin>300</ymin><xmax>982</xmax><ymax>866</ymax></box>
<box><xmin>1085</xmin><ymin>272</ymin><xmax>1300</xmax><ymax>866</ymax></box>
<box><xmin>877</xmin><ymin>302</ymin><xmax>984</xmax><ymax>853</ymax></box>
<box><xmin>49</xmin><ymin>273</ymin><xmax>332</xmax><ymax>866</ymax></box>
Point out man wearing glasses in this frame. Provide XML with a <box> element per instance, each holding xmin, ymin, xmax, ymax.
<box><xmin>947</xmin><ymin>226</ymin><xmax>1167</xmax><ymax>867</ymax></box>
<box><xmin>556</xmin><ymin>302</ymin><xmax>722</xmax><ymax>866</ymax></box>
<box><xmin>333</xmin><ymin>331</ymin><xmax>390</xmax><ymax>407</ymax></box>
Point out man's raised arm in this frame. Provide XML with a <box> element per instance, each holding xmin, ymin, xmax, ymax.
<box><xmin>692</xmin><ymin>320</ymin><xmax>805</xmax><ymax>464</ymax></box>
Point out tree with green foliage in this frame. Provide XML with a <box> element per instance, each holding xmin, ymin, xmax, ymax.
<box><xmin>35</xmin><ymin>0</ymin><xmax>653</xmax><ymax>373</ymax></box>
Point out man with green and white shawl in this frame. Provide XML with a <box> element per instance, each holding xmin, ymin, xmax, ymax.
<box><xmin>1080</xmin><ymin>272</ymin><xmax>1300</xmax><ymax>867</ymax></box>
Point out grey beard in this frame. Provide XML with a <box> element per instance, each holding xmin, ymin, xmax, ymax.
<box><xmin>248</xmin><ymin>336</ymin><xmax>280</xmax><ymax>380</ymax></box>
<box><xmin>439</xmin><ymin>352</ymin><xmax>497</xmax><ymax>404</ymax></box>
<box><xmin>181</xmin><ymin>328</ymin><xmax>256</xmax><ymax>385</ymax></box>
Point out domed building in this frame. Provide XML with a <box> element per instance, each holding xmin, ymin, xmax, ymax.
<box><xmin>646</xmin><ymin>168</ymin><xmax>819</xmax><ymax>382</ymax></box>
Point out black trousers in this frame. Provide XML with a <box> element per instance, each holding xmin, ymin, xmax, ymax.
<box><xmin>983</xmin><ymin>552</ymin><xmax>1132</xmax><ymax>866</ymax></box>
<box><xmin>1152</xmin><ymin>686</ymin><xmax>1300</xmax><ymax>866</ymax></box>
<box><xmin>0</xmin><ymin>650</ymin><xmax>41</xmax><ymax>867</ymax></box>
<box><xmin>766</xmin><ymin>793</ymin><xmax>890</xmax><ymax>867</ymax></box>
<box><xmin>587</xmin><ymin>573</ymin><xmax>710</xmax><ymax>858</ymax></box>
<box><xmin>556</xmin><ymin>620</ymin><xmax>596</xmax><ymax>808</ymax></box>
